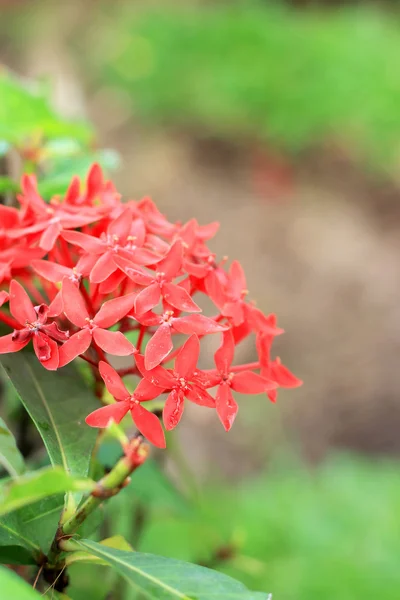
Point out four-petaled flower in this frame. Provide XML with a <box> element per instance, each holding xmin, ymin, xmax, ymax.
<box><xmin>58</xmin><ymin>277</ymin><xmax>137</xmax><ymax>366</ymax></box>
<box><xmin>0</xmin><ymin>280</ymin><xmax>68</xmax><ymax>369</ymax></box>
<box><xmin>86</xmin><ymin>361</ymin><xmax>166</xmax><ymax>448</ymax></box>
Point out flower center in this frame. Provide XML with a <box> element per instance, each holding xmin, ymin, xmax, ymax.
<box><xmin>85</xmin><ymin>317</ymin><xmax>97</xmax><ymax>331</ymax></box>
<box><xmin>161</xmin><ymin>310</ymin><xmax>174</xmax><ymax>325</ymax></box>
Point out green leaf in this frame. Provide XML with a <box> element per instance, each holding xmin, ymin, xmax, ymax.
<box><xmin>0</xmin><ymin>71</ymin><xmax>92</xmax><ymax>145</ymax></box>
<box><xmin>0</xmin><ymin>352</ymin><xmax>99</xmax><ymax>486</ymax></box>
<box><xmin>0</xmin><ymin>545</ymin><xmax>36</xmax><ymax>565</ymax></box>
<box><xmin>0</xmin><ymin>176</ymin><xmax>18</xmax><ymax>194</ymax></box>
<box><xmin>73</xmin><ymin>539</ymin><xmax>269</xmax><ymax>599</ymax></box>
<box><xmin>0</xmin><ymin>495</ymin><xmax>63</xmax><ymax>554</ymax></box>
<box><xmin>0</xmin><ymin>466</ymin><xmax>93</xmax><ymax>516</ymax></box>
<box><xmin>0</xmin><ymin>416</ymin><xmax>25</xmax><ymax>477</ymax></box>
<box><xmin>0</xmin><ymin>565</ymin><xmax>42</xmax><ymax>599</ymax></box>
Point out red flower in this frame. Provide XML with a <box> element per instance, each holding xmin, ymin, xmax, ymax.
<box><xmin>0</xmin><ymin>280</ymin><xmax>68</xmax><ymax>369</ymax></box>
<box><xmin>86</xmin><ymin>361</ymin><xmax>166</xmax><ymax>448</ymax></box>
<box><xmin>135</xmin><ymin>335</ymin><xmax>215</xmax><ymax>431</ymax></box>
<box><xmin>58</xmin><ymin>277</ymin><xmax>137</xmax><ymax>367</ymax></box>
<box><xmin>115</xmin><ymin>240</ymin><xmax>201</xmax><ymax>315</ymax></box>
<box><xmin>133</xmin><ymin>307</ymin><xmax>227</xmax><ymax>370</ymax></box>
<box><xmin>258</xmin><ymin>334</ymin><xmax>302</xmax><ymax>403</ymax></box>
<box><xmin>62</xmin><ymin>209</ymin><xmax>158</xmax><ymax>284</ymax></box>
<box><xmin>201</xmin><ymin>330</ymin><xmax>277</xmax><ymax>431</ymax></box>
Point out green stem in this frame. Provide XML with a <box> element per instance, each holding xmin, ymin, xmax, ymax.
<box><xmin>61</xmin><ymin>455</ymin><xmax>134</xmax><ymax>536</ymax></box>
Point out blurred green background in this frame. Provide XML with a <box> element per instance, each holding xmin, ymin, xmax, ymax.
<box><xmin>2</xmin><ymin>1</ymin><xmax>400</xmax><ymax>598</ymax></box>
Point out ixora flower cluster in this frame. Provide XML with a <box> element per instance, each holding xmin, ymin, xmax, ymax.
<box><xmin>0</xmin><ymin>164</ymin><xmax>302</xmax><ymax>448</ymax></box>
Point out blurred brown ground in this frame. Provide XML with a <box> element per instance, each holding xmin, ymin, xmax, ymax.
<box><xmin>3</xmin><ymin>0</ymin><xmax>400</xmax><ymax>479</ymax></box>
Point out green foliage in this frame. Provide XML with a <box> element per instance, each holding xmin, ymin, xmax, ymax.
<box><xmin>0</xmin><ymin>71</ymin><xmax>118</xmax><ymax>198</ymax></box>
<box><xmin>0</xmin><ymin>467</ymin><xmax>93</xmax><ymax>517</ymax></box>
<box><xmin>72</xmin><ymin>538</ymin><xmax>268</xmax><ymax>599</ymax></box>
<box><xmin>0</xmin><ymin>416</ymin><xmax>25</xmax><ymax>477</ymax></box>
<box><xmin>85</xmin><ymin>2</ymin><xmax>400</xmax><ymax>170</ymax></box>
<box><xmin>0</xmin><ymin>352</ymin><xmax>98</xmax><ymax>484</ymax></box>
<box><xmin>0</xmin><ymin>565</ymin><xmax>42</xmax><ymax>599</ymax></box>
<box><xmin>138</xmin><ymin>455</ymin><xmax>400</xmax><ymax>600</ymax></box>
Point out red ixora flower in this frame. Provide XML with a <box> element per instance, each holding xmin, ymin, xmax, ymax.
<box><xmin>0</xmin><ymin>163</ymin><xmax>302</xmax><ymax>448</ymax></box>
<box><xmin>86</xmin><ymin>361</ymin><xmax>166</xmax><ymax>448</ymax></box>
<box><xmin>0</xmin><ymin>280</ymin><xmax>68</xmax><ymax>369</ymax></box>
<box><xmin>200</xmin><ymin>330</ymin><xmax>277</xmax><ymax>431</ymax></box>
<box><xmin>58</xmin><ymin>277</ymin><xmax>137</xmax><ymax>367</ymax></box>
<box><xmin>135</xmin><ymin>335</ymin><xmax>215</xmax><ymax>431</ymax></box>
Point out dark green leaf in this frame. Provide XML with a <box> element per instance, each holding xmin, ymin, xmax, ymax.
<box><xmin>74</xmin><ymin>539</ymin><xmax>269</xmax><ymax>599</ymax></box>
<box><xmin>0</xmin><ymin>466</ymin><xmax>93</xmax><ymax>516</ymax></box>
<box><xmin>0</xmin><ymin>565</ymin><xmax>43</xmax><ymax>599</ymax></box>
<box><xmin>0</xmin><ymin>495</ymin><xmax>63</xmax><ymax>554</ymax></box>
<box><xmin>0</xmin><ymin>545</ymin><xmax>36</xmax><ymax>565</ymax></box>
<box><xmin>0</xmin><ymin>416</ymin><xmax>25</xmax><ymax>477</ymax></box>
<box><xmin>0</xmin><ymin>352</ymin><xmax>99</xmax><ymax>490</ymax></box>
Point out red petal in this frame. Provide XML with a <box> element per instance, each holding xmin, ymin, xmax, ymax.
<box><xmin>47</xmin><ymin>291</ymin><xmax>63</xmax><ymax>318</ymax></box>
<box><xmin>58</xmin><ymin>329</ymin><xmax>92</xmax><ymax>367</ymax></box>
<box><xmin>204</xmin><ymin>269</ymin><xmax>226</xmax><ymax>309</ymax></box>
<box><xmin>161</xmin><ymin>282</ymin><xmax>200</xmax><ymax>313</ymax></box>
<box><xmin>9</xmin><ymin>280</ymin><xmax>35</xmax><ymax>325</ymax></box>
<box><xmin>163</xmin><ymin>389</ymin><xmax>185</xmax><ymax>431</ymax></box>
<box><xmin>185</xmin><ymin>384</ymin><xmax>215</xmax><ymax>407</ymax></box>
<box><xmin>86</xmin><ymin>163</ymin><xmax>103</xmax><ymax>202</ymax></box>
<box><xmin>228</xmin><ymin>260</ymin><xmax>246</xmax><ymax>298</ymax></box>
<box><xmin>145</xmin><ymin>324</ymin><xmax>173</xmax><ymax>370</ymax></box>
<box><xmin>232</xmin><ymin>371</ymin><xmax>277</xmax><ymax>394</ymax></box>
<box><xmin>0</xmin><ymin>333</ymin><xmax>29</xmax><ymax>354</ymax></box>
<box><xmin>39</xmin><ymin>221</ymin><xmax>62</xmax><ymax>251</ymax></box>
<box><xmin>86</xmin><ymin>401</ymin><xmax>130</xmax><ymax>427</ymax></box>
<box><xmin>33</xmin><ymin>333</ymin><xmax>59</xmax><ymax>370</ymax></box>
<box><xmin>175</xmin><ymin>334</ymin><xmax>200</xmax><ymax>378</ymax></box>
<box><xmin>214</xmin><ymin>330</ymin><xmax>234</xmax><ymax>374</ymax></box>
<box><xmin>216</xmin><ymin>384</ymin><xmax>238</xmax><ymax>431</ymax></box>
<box><xmin>157</xmin><ymin>240</ymin><xmax>183</xmax><ymax>279</ymax></box>
<box><xmin>99</xmin><ymin>361</ymin><xmax>129</xmax><ymax>400</ymax></box>
<box><xmin>268</xmin><ymin>389</ymin><xmax>277</xmax><ymax>403</ymax></box>
<box><xmin>94</xmin><ymin>293</ymin><xmax>137</xmax><ymax>328</ymax></box>
<box><xmin>90</xmin><ymin>251</ymin><xmax>118</xmax><ymax>284</ymax></box>
<box><xmin>130</xmin><ymin>218</ymin><xmax>146</xmax><ymax>246</ymax></box>
<box><xmin>98</xmin><ymin>270</ymin><xmax>126</xmax><ymax>295</ymax></box>
<box><xmin>134</xmin><ymin>377</ymin><xmax>165</xmax><ymax>400</ymax></box>
<box><xmin>222</xmin><ymin>301</ymin><xmax>244</xmax><ymax>326</ymax></box>
<box><xmin>113</xmin><ymin>256</ymin><xmax>154</xmax><ymax>286</ymax></box>
<box><xmin>62</xmin><ymin>230</ymin><xmax>104</xmax><ymax>254</ymax></box>
<box><xmin>65</xmin><ymin>176</ymin><xmax>80</xmax><ymax>204</ymax></box>
<box><xmin>131</xmin><ymin>405</ymin><xmax>166</xmax><ymax>448</ymax></box>
<box><xmin>270</xmin><ymin>359</ymin><xmax>303</xmax><ymax>388</ymax></box>
<box><xmin>32</xmin><ymin>260</ymin><xmax>72</xmax><ymax>283</ymax></box>
<box><xmin>0</xmin><ymin>291</ymin><xmax>9</xmax><ymax>308</ymax></box>
<box><xmin>135</xmin><ymin>283</ymin><xmax>160</xmax><ymax>315</ymax></box>
<box><xmin>93</xmin><ymin>328</ymin><xmax>135</xmax><ymax>356</ymax></box>
<box><xmin>62</xmin><ymin>277</ymin><xmax>89</xmax><ymax>327</ymax></box>
<box><xmin>108</xmin><ymin>209</ymin><xmax>132</xmax><ymax>242</ymax></box>
<box><xmin>173</xmin><ymin>314</ymin><xmax>227</xmax><ymax>335</ymax></box>
<box><xmin>135</xmin><ymin>354</ymin><xmax>176</xmax><ymax>388</ymax></box>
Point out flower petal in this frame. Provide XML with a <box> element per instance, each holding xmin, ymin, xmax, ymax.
<box><xmin>144</xmin><ymin>324</ymin><xmax>173</xmax><ymax>370</ymax></box>
<box><xmin>269</xmin><ymin>359</ymin><xmax>303</xmax><ymax>388</ymax></box>
<box><xmin>9</xmin><ymin>280</ymin><xmax>36</xmax><ymax>325</ymax></box>
<box><xmin>157</xmin><ymin>240</ymin><xmax>183</xmax><ymax>279</ymax></box>
<box><xmin>93</xmin><ymin>328</ymin><xmax>135</xmax><ymax>356</ymax></box>
<box><xmin>173</xmin><ymin>314</ymin><xmax>227</xmax><ymax>335</ymax></box>
<box><xmin>228</xmin><ymin>260</ymin><xmax>247</xmax><ymax>299</ymax></box>
<box><xmin>216</xmin><ymin>384</ymin><xmax>238</xmax><ymax>431</ymax></box>
<box><xmin>61</xmin><ymin>277</ymin><xmax>89</xmax><ymax>327</ymax></box>
<box><xmin>98</xmin><ymin>361</ymin><xmax>129</xmax><ymax>400</ymax></box>
<box><xmin>108</xmin><ymin>208</ymin><xmax>132</xmax><ymax>242</ymax></box>
<box><xmin>58</xmin><ymin>329</ymin><xmax>92</xmax><ymax>367</ymax></box>
<box><xmin>86</xmin><ymin>401</ymin><xmax>130</xmax><ymax>427</ymax></box>
<box><xmin>31</xmin><ymin>260</ymin><xmax>72</xmax><ymax>283</ymax></box>
<box><xmin>62</xmin><ymin>230</ymin><xmax>104</xmax><ymax>254</ymax></box>
<box><xmin>94</xmin><ymin>293</ymin><xmax>136</xmax><ymax>328</ymax></box>
<box><xmin>33</xmin><ymin>333</ymin><xmax>59</xmax><ymax>370</ymax></box>
<box><xmin>214</xmin><ymin>330</ymin><xmax>235</xmax><ymax>374</ymax></box>
<box><xmin>90</xmin><ymin>251</ymin><xmax>117</xmax><ymax>284</ymax></box>
<box><xmin>39</xmin><ymin>221</ymin><xmax>62</xmax><ymax>251</ymax></box>
<box><xmin>135</xmin><ymin>354</ymin><xmax>176</xmax><ymax>388</ymax></box>
<box><xmin>113</xmin><ymin>256</ymin><xmax>154</xmax><ymax>286</ymax></box>
<box><xmin>163</xmin><ymin>389</ymin><xmax>185</xmax><ymax>431</ymax></box>
<box><xmin>185</xmin><ymin>384</ymin><xmax>215</xmax><ymax>407</ymax></box>
<box><xmin>134</xmin><ymin>377</ymin><xmax>165</xmax><ymax>400</ymax></box>
<box><xmin>232</xmin><ymin>371</ymin><xmax>277</xmax><ymax>394</ymax></box>
<box><xmin>0</xmin><ymin>333</ymin><xmax>30</xmax><ymax>354</ymax></box>
<box><xmin>161</xmin><ymin>282</ymin><xmax>200</xmax><ymax>313</ymax></box>
<box><xmin>131</xmin><ymin>404</ymin><xmax>166</xmax><ymax>448</ymax></box>
<box><xmin>135</xmin><ymin>283</ymin><xmax>160</xmax><ymax>315</ymax></box>
<box><xmin>175</xmin><ymin>334</ymin><xmax>200</xmax><ymax>378</ymax></box>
